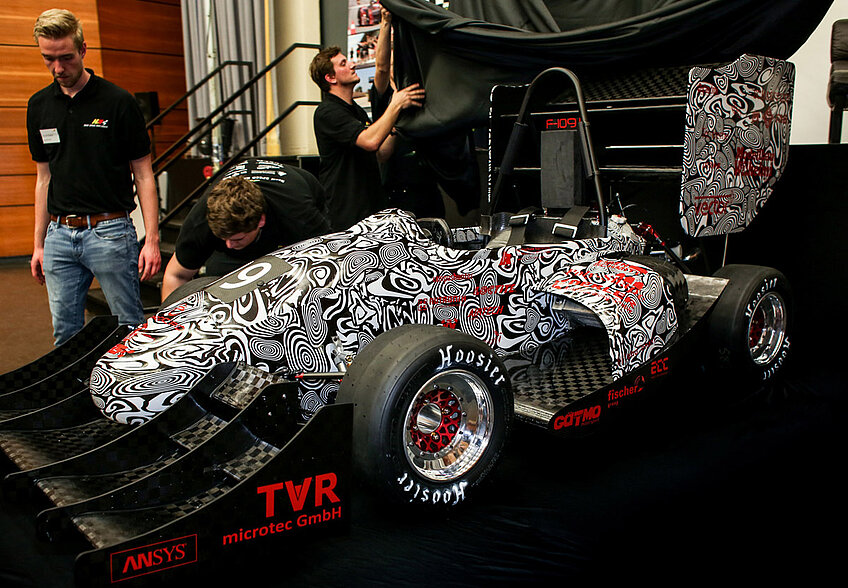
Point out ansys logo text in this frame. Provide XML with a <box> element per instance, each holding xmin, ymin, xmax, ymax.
<box><xmin>84</xmin><ymin>118</ymin><xmax>109</xmax><ymax>128</ymax></box>
<box><xmin>110</xmin><ymin>534</ymin><xmax>197</xmax><ymax>582</ymax></box>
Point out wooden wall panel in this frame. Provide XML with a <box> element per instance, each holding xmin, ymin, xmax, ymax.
<box><xmin>0</xmin><ymin>145</ymin><xmax>35</xmax><ymax>177</ymax></box>
<box><xmin>0</xmin><ymin>108</ymin><xmax>27</xmax><ymax>144</ymax></box>
<box><xmin>0</xmin><ymin>176</ymin><xmax>36</xmax><ymax>207</ymax></box>
<box><xmin>0</xmin><ymin>47</ymin><xmax>104</xmax><ymax>108</ymax></box>
<box><xmin>0</xmin><ymin>1</ymin><xmax>101</xmax><ymax>47</ymax></box>
<box><xmin>100</xmin><ymin>50</ymin><xmax>187</xmax><ymax>106</ymax></box>
<box><xmin>97</xmin><ymin>0</ymin><xmax>188</xmax><ymax>169</ymax></box>
<box><xmin>97</xmin><ymin>0</ymin><xmax>184</xmax><ymax>56</ymax></box>
<box><xmin>0</xmin><ymin>205</ymin><xmax>34</xmax><ymax>258</ymax></box>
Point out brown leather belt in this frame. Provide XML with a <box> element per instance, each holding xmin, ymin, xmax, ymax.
<box><xmin>50</xmin><ymin>211</ymin><xmax>129</xmax><ymax>228</ymax></box>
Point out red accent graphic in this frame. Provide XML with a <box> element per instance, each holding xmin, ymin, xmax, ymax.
<box><xmin>553</xmin><ymin>405</ymin><xmax>601</xmax><ymax>429</ymax></box>
<box><xmin>702</xmin><ymin>128</ymin><xmax>729</xmax><ymax>141</ymax></box>
<box><xmin>695</xmin><ymin>82</ymin><xmax>719</xmax><ymax>95</ymax></box>
<box><xmin>418</xmin><ymin>295</ymin><xmax>467</xmax><ymax>310</ymax></box>
<box><xmin>749</xmin><ymin>109</ymin><xmax>790</xmax><ymax>126</ymax></box>
<box><xmin>408</xmin><ymin>387</ymin><xmax>461</xmax><ymax>453</ymax></box>
<box><xmin>432</xmin><ymin>273</ymin><xmax>472</xmax><ymax>283</ymax></box>
<box><xmin>607</xmin><ymin>375</ymin><xmax>646</xmax><ymax>405</ymax></box>
<box><xmin>650</xmin><ymin>357</ymin><xmax>670</xmax><ymax>378</ymax></box>
<box><xmin>110</xmin><ymin>535</ymin><xmax>197</xmax><ymax>583</ymax></box>
<box><xmin>552</xmin><ymin>267</ymin><xmax>645</xmax><ymax>307</ymax></box>
<box><xmin>694</xmin><ymin>194</ymin><xmax>731</xmax><ymax>216</ymax></box>
<box><xmin>473</xmin><ymin>283</ymin><xmax>515</xmax><ymax>296</ymax></box>
<box><xmin>468</xmin><ymin>306</ymin><xmax>503</xmax><ymax>318</ymax></box>
<box><xmin>735</xmin><ymin>147</ymin><xmax>774</xmax><ymax>178</ymax></box>
<box><xmin>545</xmin><ymin>116</ymin><xmax>581</xmax><ymax>130</ymax></box>
<box><xmin>257</xmin><ymin>472</ymin><xmax>340</xmax><ymax>517</ymax></box>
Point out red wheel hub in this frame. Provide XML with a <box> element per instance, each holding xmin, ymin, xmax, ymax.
<box><xmin>749</xmin><ymin>306</ymin><xmax>765</xmax><ymax>349</ymax></box>
<box><xmin>408</xmin><ymin>387</ymin><xmax>462</xmax><ymax>453</ymax></box>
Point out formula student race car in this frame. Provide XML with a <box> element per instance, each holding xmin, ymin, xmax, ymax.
<box><xmin>0</xmin><ymin>53</ymin><xmax>793</xmax><ymax>587</ymax></box>
<box><xmin>90</xmin><ymin>53</ymin><xmax>793</xmax><ymax>507</ymax></box>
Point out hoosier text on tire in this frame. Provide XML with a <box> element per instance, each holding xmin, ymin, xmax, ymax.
<box><xmin>336</xmin><ymin>325</ymin><xmax>514</xmax><ymax>507</ymax></box>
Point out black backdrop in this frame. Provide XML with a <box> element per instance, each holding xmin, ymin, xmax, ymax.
<box><xmin>381</xmin><ymin>0</ymin><xmax>835</xmax><ymax>137</ymax></box>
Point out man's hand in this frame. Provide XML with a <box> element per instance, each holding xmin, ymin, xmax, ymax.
<box><xmin>161</xmin><ymin>255</ymin><xmax>198</xmax><ymax>302</ymax></box>
<box><xmin>31</xmin><ymin>247</ymin><xmax>45</xmax><ymax>285</ymax></box>
<box><xmin>138</xmin><ymin>239</ymin><xmax>161</xmax><ymax>282</ymax></box>
<box><xmin>390</xmin><ymin>83</ymin><xmax>425</xmax><ymax>111</ymax></box>
<box><xmin>356</xmin><ymin>83</ymin><xmax>425</xmax><ymax>153</ymax></box>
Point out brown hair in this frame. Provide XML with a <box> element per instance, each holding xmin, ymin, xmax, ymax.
<box><xmin>309</xmin><ymin>46</ymin><xmax>342</xmax><ymax>92</ymax></box>
<box><xmin>206</xmin><ymin>177</ymin><xmax>265</xmax><ymax>239</ymax></box>
<box><xmin>33</xmin><ymin>9</ymin><xmax>85</xmax><ymax>51</ymax></box>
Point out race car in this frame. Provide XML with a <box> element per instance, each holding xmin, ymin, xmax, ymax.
<box><xmin>89</xmin><ymin>54</ymin><xmax>793</xmax><ymax>508</ymax></box>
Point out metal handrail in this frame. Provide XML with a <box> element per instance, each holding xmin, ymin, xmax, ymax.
<box><xmin>158</xmin><ymin>98</ymin><xmax>321</xmax><ymax>227</ymax></box>
<box><xmin>152</xmin><ymin>42</ymin><xmax>321</xmax><ymax>172</ymax></box>
<box><xmin>146</xmin><ymin>59</ymin><xmax>254</xmax><ymax>129</ymax></box>
<box><xmin>155</xmin><ymin>116</ymin><xmax>232</xmax><ymax>177</ymax></box>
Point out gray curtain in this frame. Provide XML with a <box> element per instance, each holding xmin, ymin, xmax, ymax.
<box><xmin>181</xmin><ymin>1</ymin><xmax>271</xmax><ymax>161</ymax></box>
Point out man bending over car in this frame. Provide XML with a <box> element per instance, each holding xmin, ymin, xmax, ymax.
<box><xmin>161</xmin><ymin>158</ymin><xmax>330</xmax><ymax>301</ymax></box>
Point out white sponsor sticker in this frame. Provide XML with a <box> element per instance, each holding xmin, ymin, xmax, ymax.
<box><xmin>40</xmin><ymin>128</ymin><xmax>60</xmax><ymax>144</ymax></box>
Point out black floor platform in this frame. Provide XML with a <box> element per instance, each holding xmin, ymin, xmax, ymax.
<box><xmin>1</xmin><ymin>344</ymin><xmax>843</xmax><ymax>587</ymax></box>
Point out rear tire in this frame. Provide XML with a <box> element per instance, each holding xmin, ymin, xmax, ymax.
<box><xmin>709</xmin><ymin>264</ymin><xmax>791</xmax><ymax>383</ymax></box>
<box><xmin>336</xmin><ymin>325</ymin><xmax>513</xmax><ymax>508</ymax></box>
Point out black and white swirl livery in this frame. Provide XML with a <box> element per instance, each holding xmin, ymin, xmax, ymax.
<box><xmin>681</xmin><ymin>54</ymin><xmax>795</xmax><ymax>238</ymax></box>
<box><xmin>91</xmin><ymin>209</ymin><xmax>665</xmax><ymax>423</ymax></box>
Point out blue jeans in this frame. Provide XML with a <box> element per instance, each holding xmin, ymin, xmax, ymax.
<box><xmin>43</xmin><ymin>217</ymin><xmax>144</xmax><ymax>346</ymax></box>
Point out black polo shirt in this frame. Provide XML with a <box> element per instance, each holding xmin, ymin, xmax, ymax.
<box><xmin>313</xmin><ymin>92</ymin><xmax>386</xmax><ymax>231</ymax></box>
<box><xmin>26</xmin><ymin>70</ymin><xmax>150</xmax><ymax>215</ymax></box>
<box><xmin>175</xmin><ymin>159</ymin><xmax>331</xmax><ymax>274</ymax></box>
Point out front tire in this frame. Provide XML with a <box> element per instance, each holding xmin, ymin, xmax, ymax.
<box><xmin>709</xmin><ymin>264</ymin><xmax>791</xmax><ymax>383</ymax></box>
<box><xmin>336</xmin><ymin>325</ymin><xmax>513</xmax><ymax>507</ymax></box>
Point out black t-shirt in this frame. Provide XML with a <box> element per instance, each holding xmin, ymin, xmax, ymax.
<box><xmin>27</xmin><ymin>70</ymin><xmax>150</xmax><ymax>215</ymax></box>
<box><xmin>313</xmin><ymin>92</ymin><xmax>386</xmax><ymax>231</ymax></box>
<box><xmin>175</xmin><ymin>159</ymin><xmax>330</xmax><ymax>273</ymax></box>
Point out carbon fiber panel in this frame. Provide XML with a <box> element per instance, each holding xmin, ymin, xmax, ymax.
<box><xmin>0</xmin><ymin>420</ymin><xmax>126</xmax><ymax>471</ymax></box>
<box><xmin>36</xmin><ymin>455</ymin><xmax>179</xmax><ymax>507</ymax></box>
<box><xmin>510</xmin><ymin>331</ymin><xmax>612</xmax><ymax>425</ymax></box>
<box><xmin>0</xmin><ymin>316</ymin><xmax>120</xmax><ymax>394</ymax></box>
<box><xmin>72</xmin><ymin>478</ymin><xmax>236</xmax><ymax>549</ymax></box>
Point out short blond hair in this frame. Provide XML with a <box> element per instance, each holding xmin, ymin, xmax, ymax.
<box><xmin>33</xmin><ymin>9</ymin><xmax>85</xmax><ymax>51</ymax></box>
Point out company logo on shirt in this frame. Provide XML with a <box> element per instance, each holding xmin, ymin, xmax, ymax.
<box><xmin>84</xmin><ymin>118</ymin><xmax>109</xmax><ymax>128</ymax></box>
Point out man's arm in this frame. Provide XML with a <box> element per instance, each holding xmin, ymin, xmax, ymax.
<box><xmin>31</xmin><ymin>161</ymin><xmax>51</xmax><ymax>285</ymax></box>
<box><xmin>130</xmin><ymin>154</ymin><xmax>162</xmax><ymax>282</ymax></box>
<box><xmin>355</xmin><ymin>82</ymin><xmax>424</xmax><ymax>154</ymax></box>
<box><xmin>373</xmin><ymin>8</ymin><xmax>392</xmax><ymax>95</ymax></box>
<box><xmin>161</xmin><ymin>255</ymin><xmax>199</xmax><ymax>302</ymax></box>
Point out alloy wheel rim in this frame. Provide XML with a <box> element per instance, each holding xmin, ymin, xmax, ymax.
<box><xmin>747</xmin><ymin>292</ymin><xmax>787</xmax><ymax>365</ymax></box>
<box><xmin>403</xmin><ymin>369</ymin><xmax>493</xmax><ymax>482</ymax></box>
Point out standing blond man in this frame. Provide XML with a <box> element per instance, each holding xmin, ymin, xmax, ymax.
<box><xmin>27</xmin><ymin>9</ymin><xmax>160</xmax><ymax>345</ymax></box>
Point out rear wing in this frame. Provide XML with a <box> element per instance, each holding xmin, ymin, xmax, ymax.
<box><xmin>485</xmin><ymin>54</ymin><xmax>794</xmax><ymax>240</ymax></box>
<box><xmin>681</xmin><ymin>55</ymin><xmax>795</xmax><ymax>237</ymax></box>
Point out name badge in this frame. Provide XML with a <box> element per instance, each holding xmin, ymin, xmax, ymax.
<box><xmin>40</xmin><ymin>128</ymin><xmax>60</xmax><ymax>144</ymax></box>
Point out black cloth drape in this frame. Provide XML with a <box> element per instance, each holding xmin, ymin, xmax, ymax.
<box><xmin>380</xmin><ymin>0</ymin><xmax>834</xmax><ymax>137</ymax></box>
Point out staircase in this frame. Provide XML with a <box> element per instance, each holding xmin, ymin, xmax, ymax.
<box><xmin>85</xmin><ymin>43</ymin><xmax>321</xmax><ymax>316</ymax></box>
